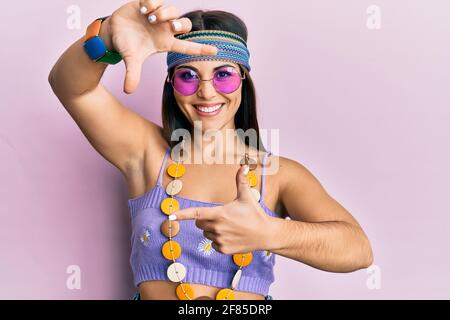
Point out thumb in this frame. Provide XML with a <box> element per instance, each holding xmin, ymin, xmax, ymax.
<box><xmin>123</xmin><ymin>55</ymin><xmax>143</xmax><ymax>94</ymax></box>
<box><xmin>236</xmin><ymin>165</ymin><xmax>253</xmax><ymax>200</ymax></box>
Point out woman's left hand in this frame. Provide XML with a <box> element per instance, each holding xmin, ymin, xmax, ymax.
<box><xmin>170</xmin><ymin>165</ymin><xmax>273</xmax><ymax>255</ymax></box>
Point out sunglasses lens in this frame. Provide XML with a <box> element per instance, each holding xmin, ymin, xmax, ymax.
<box><xmin>213</xmin><ymin>67</ymin><xmax>242</xmax><ymax>94</ymax></box>
<box><xmin>171</xmin><ymin>66</ymin><xmax>243</xmax><ymax>96</ymax></box>
<box><xmin>172</xmin><ymin>69</ymin><xmax>199</xmax><ymax>95</ymax></box>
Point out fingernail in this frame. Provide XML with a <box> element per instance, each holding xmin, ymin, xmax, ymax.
<box><xmin>243</xmin><ymin>165</ymin><xmax>249</xmax><ymax>176</ymax></box>
<box><xmin>168</xmin><ymin>214</ymin><xmax>177</xmax><ymax>221</ymax></box>
<box><xmin>148</xmin><ymin>14</ymin><xmax>157</xmax><ymax>23</ymax></box>
<box><xmin>172</xmin><ymin>21</ymin><xmax>182</xmax><ymax>31</ymax></box>
<box><xmin>139</xmin><ymin>6</ymin><xmax>148</xmax><ymax>14</ymax></box>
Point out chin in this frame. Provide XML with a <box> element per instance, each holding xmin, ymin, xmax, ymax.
<box><xmin>193</xmin><ymin>120</ymin><xmax>224</xmax><ymax>132</ymax></box>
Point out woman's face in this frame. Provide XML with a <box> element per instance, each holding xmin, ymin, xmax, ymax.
<box><xmin>171</xmin><ymin>60</ymin><xmax>244</xmax><ymax>132</ymax></box>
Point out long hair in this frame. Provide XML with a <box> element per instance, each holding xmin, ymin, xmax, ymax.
<box><xmin>161</xmin><ymin>10</ymin><xmax>266</xmax><ymax>152</ymax></box>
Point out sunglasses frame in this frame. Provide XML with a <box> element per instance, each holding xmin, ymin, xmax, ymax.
<box><xmin>166</xmin><ymin>65</ymin><xmax>246</xmax><ymax>96</ymax></box>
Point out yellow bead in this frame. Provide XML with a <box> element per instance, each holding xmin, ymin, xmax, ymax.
<box><xmin>233</xmin><ymin>252</ymin><xmax>253</xmax><ymax>267</ymax></box>
<box><xmin>176</xmin><ymin>283</ymin><xmax>195</xmax><ymax>300</ymax></box>
<box><xmin>215</xmin><ymin>288</ymin><xmax>235</xmax><ymax>300</ymax></box>
<box><xmin>162</xmin><ymin>240</ymin><xmax>182</xmax><ymax>260</ymax></box>
<box><xmin>247</xmin><ymin>171</ymin><xmax>257</xmax><ymax>187</ymax></box>
<box><xmin>160</xmin><ymin>197</ymin><xmax>180</xmax><ymax>215</ymax></box>
<box><xmin>167</xmin><ymin>163</ymin><xmax>185</xmax><ymax>178</ymax></box>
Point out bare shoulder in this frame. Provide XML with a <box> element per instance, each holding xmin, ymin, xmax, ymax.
<box><xmin>266</xmin><ymin>154</ymin><xmax>328</xmax><ymax>220</ymax></box>
<box><xmin>257</xmin><ymin>153</ymin><xmax>301</xmax><ymax>218</ymax></box>
<box><xmin>275</xmin><ymin>155</ymin><xmax>322</xmax><ymax>192</ymax></box>
<box><xmin>263</xmin><ymin>154</ymin><xmax>313</xmax><ymax>190</ymax></box>
<box><xmin>273</xmin><ymin>154</ymin><xmax>360</xmax><ymax>225</ymax></box>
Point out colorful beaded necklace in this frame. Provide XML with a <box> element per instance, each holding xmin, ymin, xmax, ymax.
<box><xmin>159</xmin><ymin>146</ymin><xmax>260</xmax><ymax>300</ymax></box>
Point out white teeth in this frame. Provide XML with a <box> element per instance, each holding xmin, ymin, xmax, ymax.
<box><xmin>195</xmin><ymin>103</ymin><xmax>223</xmax><ymax>113</ymax></box>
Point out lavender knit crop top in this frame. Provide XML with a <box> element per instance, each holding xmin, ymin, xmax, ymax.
<box><xmin>127</xmin><ymin>146</ymin><xmax>279</xmax><ymax>296</ymax></box>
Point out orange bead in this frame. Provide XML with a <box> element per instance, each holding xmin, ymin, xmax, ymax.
<box><xmin>162</xmin><ymin>240</ymin><xmax>181</xmax><ymax>260</ymax></box>
<box><xmin>215</xmin><ymin>288</ymin><xmax>235</xmax><ymax>300</ymax></box>
<box><xmin>167</xmin><ymin>163</ymin><xmax>185</xmax><ymax>178</ymax></box>
<box><xmin>160</xmin><ymin>197</ymin><xmax>180</xmax><ymax>215</ymax></box>
<box><xmin>233</xmin><ymin>252</ymin><xmax>253</xmax><ymax>267</ymax></box>
<box><xmin>247</xmin><ymin>171</ymin><xmax>257</xmax><ymax>187</ymax></box>
<box><xmin>176</xmin><ymin>283</ymin><xmax>195</xmax><ymax>300</ymax></box>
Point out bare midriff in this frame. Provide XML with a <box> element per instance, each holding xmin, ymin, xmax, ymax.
<box><xmin>139</xmin><ymin>280</ymin><xmax>266</xmax><ymax>300</ymax></box>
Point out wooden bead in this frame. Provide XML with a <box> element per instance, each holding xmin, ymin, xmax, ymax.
<box><xmin>194</xmin><ymin>296</ymin><xmax>214</xmax><ymax>300</ymax></box>
<box><xmin>160</xmin><ymin>220</ymin><xmax>180</xmax><ymax>237</ymax></box>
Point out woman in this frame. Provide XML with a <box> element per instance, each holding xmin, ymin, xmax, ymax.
<box><xmin>48</xmin><ymin>0</ymin><xmax>373</xmax><ymax>300</ymax></box>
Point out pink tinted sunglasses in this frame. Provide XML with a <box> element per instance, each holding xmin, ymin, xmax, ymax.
<box><xmin>167</xmin><ymin>65</ymin><xmax>246</xmax><ymax>96</ymax></box>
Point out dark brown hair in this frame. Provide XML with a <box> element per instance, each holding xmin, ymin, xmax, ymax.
<box><xmin>161</xmin><ymin>10</ymin><xmax>266</xmax><ymax>152</ymax></box>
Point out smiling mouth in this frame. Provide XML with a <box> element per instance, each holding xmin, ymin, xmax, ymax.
<box><xmin>193</xmin><ymin>103</ymin><xmax>225</xmax><ymax>115</ymax></box>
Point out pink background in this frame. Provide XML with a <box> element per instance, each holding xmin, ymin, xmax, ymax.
<box><xmin>1</xmin><ymin>0</ymin><xmax>449</xmax><ymax>299</ymax></box>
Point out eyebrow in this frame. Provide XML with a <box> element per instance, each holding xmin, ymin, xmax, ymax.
<box><xmin>174</xmin><ymin>64</ymin><xmax>236</xmax><ymax>72</ymax></box>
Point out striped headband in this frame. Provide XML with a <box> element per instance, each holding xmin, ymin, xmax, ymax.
<box><xmin>166</xmin><ymin>30</ymin><xmax>251</xmax><ymax>72</ymax></box>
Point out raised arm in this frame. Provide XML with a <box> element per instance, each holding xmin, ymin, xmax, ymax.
<box><xmin>48</xmin><ymin>0</ymin><xmax>218</xmax><ymax>175</ymax></box>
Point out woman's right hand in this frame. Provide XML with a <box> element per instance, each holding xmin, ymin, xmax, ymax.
<box><xmin>106</xmin><ymin>0</ymin><xmax>218</xmax><ymax>94</ymax></box>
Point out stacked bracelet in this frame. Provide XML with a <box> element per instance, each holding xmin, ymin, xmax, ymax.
<box><xmin>83</xmin><ymin>16</ymin><xmax>122</xmax><ymax>65</ymax></box>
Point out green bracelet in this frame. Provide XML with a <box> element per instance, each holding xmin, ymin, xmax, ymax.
<box><xmin>96</xmin><ymin>50</ymin><xmax>123</xmax><ymax>65</ymax></box>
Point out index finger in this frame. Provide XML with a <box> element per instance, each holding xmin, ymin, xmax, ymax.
<box><xmin>171</xmin><ymin>38</ymin><xmax>218</xmax><ymax>56</ymax></box>
<box><xmin>169</xmin><ymin>206</ymin><xmax>215</xmax><ymax>221</ymax></box>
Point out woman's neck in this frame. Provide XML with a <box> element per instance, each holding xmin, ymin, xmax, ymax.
<box><xmin>177</xmin><ymin>128</ymin><xmax>259</xmax><ymax>165</ymax></box>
